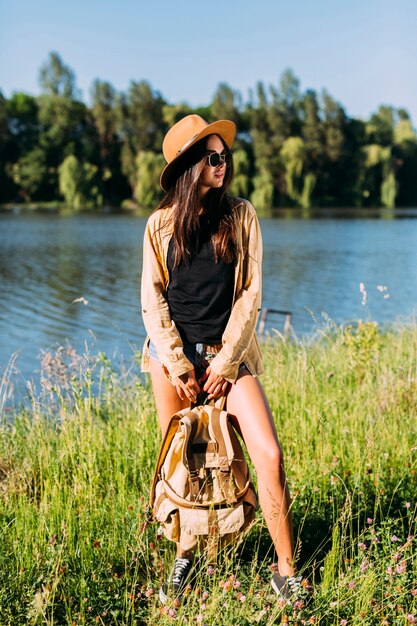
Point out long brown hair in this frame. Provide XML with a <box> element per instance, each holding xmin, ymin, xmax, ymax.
<box><xmin>156</xmin><ymin>135</ymin><xmax>238</xmax><ymax>268</ymax></box>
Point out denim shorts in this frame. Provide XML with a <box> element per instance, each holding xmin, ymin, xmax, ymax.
<box><xmin>148</xmin><ymin>339</ymin><xmax>246</xmax><ymax>381</ymax></box>
<box><xmin>148</xmin><ymin>339</ymin><xmax>222</xmax><ymax>378</ymax></box>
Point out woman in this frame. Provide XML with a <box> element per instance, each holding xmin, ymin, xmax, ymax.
<box><xmin>141</xmin><ymin>114</ymin><xmax>301</xmax><ymax>603</ymax></box>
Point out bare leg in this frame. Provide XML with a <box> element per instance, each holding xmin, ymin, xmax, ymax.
<box><xmin>226</xmin><ymin>369</ymin><xmax>295</xmax><ymax>577</ymax></box>
<box><xmin>149</xmin><ymin>357</ymin><xmax>193</xmax><ymax>559</ymax></box>
<box><xmin>149</xmin><ymin>357</ymin><xmax>189</xmax><ymax>432</ymax></box>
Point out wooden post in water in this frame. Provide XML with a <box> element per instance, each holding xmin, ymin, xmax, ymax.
<box><xmin>258</xmin><ymin>308</ymin><xmax>292</xmax><ymax>338</ymax></box>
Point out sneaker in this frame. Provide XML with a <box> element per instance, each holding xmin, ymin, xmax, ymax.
<box><xmin>271</xmin><ymin>572</ymin><xmax>303</xmax><ymax>602</ymax></box>
<box><xmin>159</xmin><ymin>557</ymin><xmax>193</xmax><ymax>604</ymax></box>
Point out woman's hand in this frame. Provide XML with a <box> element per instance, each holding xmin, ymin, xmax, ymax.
<box><xmin>202</xmin><ymin>365</ymin><xmax>229</xmax><ymax>399</ymax></box>
<box><xmin>172</xmin><ymin>370</ymin><xmax>201</xmax><ymax>402</ymax></box>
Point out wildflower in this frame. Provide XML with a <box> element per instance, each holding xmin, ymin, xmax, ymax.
<box><xmin>386</xmin><ymin>566</ymin><xmax>394</xmax><ymax>576</ymax></box>
<box><xmin>407</xmin><ymin>616</ymin><xmax>416</xmax><ymax>624</ymax></box>
<box><xmin>360</xmin><ymin>560</ymin><xmax>368</xmax><ymax>573</ymax></box>
<box><xmin>340</xmin><ymin>620</ymin><xmax>348</xmax><ymax>626</ymax></box>
<box><xmin>223</xmin><ymin>580</ymin><xmax>233</xmax><ymax>592</ymax></box>
<box><xmin>269</xmin><ymin>562</ymin><xmax>279</xmax><ymax>572</ymax></box>
<box><xmin>258</xmin><ymin>609</ymin><xmax>268</xmax><ymax>619</ymax></box>
<box><xmin>309</xmin><ymin>618</ymin><xmax>317</xmax><ymax>624</ymax></box>
<box><xmin>358</xmin><ymin>542</ymin><xmax>367</xmax><ymax>551</ymax></box>
<box><xmin>293</xmin><ymin>600</ymin><xmax>304</xmax><ymax>610</ymax></box>
<box><xmin>396</xmin><ymin>561</ymin><xmax>407</xmax><ymax>574</ymax></box>
<box><xmin>367</xmin><ymin>517</ymin><xmax>373</xmax><ymax>524</ymax></box>
<box><xmin>406</xmin><ymin>502</ymin><xmax>411</xmax><ymax>509</ymax></box>
<box><xmin>206</xmin><ymin>565</ymin><xmax>215</xmax><ymax>576</ymax></box>
<box><xmin>330</xmin><ymin>475</ymin><xmax>338</xmax><ymax>486</ymax></box>
<box><xmin>233</xmin><ymin>579</ymin><xmax>241</xmax><ymax>589</ymax></box>
<box><xmin>348</xmin><ymin>581</ymin><xmax>356</xmax><ymax>589</ymax></box>
<box><xmin>411</xmin><ymin>589</ymin><xmax>417</xmax><ymax>597</ymax></box>
<box><xmin>391</xmin><ymin>535</ymin><xmax>399</xmax><ymax>542</ymax></box>
<box><xmin>145</xmin><ymin>588</ymin><xmax>154</xmax><ymax>598</ymax></box>
<box><xmin>201</xmin><ymin>591</ymin><xmax>209</xmax><ymax>601</ymax></box>
<box><xmin>237</xmin><ymin>592</ymin><xmax>246</xmax><ymax>603</ymax></box>
<box><xmin>196</xmin><ymin>615</ymin><xmax>204</xmax><ymax>624</ymax></box>
<box><xmin>168</xmin><ymin>608</ymin><xmax>177</xmax><ymax>619</ymax></box>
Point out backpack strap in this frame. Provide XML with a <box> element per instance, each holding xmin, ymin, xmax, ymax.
<box><xmin>209</xmin><ymin>407</ymin><xmax>239</xmax><ymax>505</ymax></box>
<box><xmin>149</xmin><ymin>413</ymin><xmax>181</xmax><ymax>507</ymax></box>
<box><xmin>185</xmin><ymin>413</ymin><xmax>201</xmax><ymax>500</ymax></box>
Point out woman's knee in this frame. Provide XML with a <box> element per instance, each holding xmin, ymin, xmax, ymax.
<box><xmin>253</xmin><ymin>444</ymin><xmax>285</xmax><ymax>478</ymax></box>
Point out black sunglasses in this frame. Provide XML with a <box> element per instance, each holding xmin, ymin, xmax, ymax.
<box><xmin>205</xmin><ymin>150</ymin><xmax>232</xmax><ymax>168</ymax></box>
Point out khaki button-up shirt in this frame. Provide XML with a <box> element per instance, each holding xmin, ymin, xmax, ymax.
<box><xmin>140</xmin><ymin>199</ymin><xmax>264</xmax><ymax>383</ymax></box>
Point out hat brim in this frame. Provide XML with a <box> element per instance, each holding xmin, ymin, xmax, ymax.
<box><xmin>160</xmin><ymin>119</ymin><xmax>236</xmax><ymax>191</ymax></box>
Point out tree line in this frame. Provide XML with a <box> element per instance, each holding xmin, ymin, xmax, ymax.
<box><xmin>1</xmin><ymin>51</ymin><xmax>417</xmax><ymax>211</ymax></box>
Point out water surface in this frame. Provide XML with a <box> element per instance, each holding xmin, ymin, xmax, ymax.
<box><xmin>1</xmin><ymin>210</ymin><xmax>416</xmax><ymax>394</ymax></box>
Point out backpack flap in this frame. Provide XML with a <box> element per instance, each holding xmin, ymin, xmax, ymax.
<box><xmin>179</xmin><ymin>503</ymin><xmax>245</xmax><ymax>537</ymax></box>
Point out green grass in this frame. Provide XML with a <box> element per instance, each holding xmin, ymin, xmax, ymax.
<box><xmin>0</xmin><ymin>322</ymin><xmax>416</xmax><ymax>625</ymax></box>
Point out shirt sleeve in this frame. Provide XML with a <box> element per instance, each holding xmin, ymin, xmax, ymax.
<box><xmin>141</xmin><ymin>216</ymin><xmax>194</xmax><ymax>380</ymax></box>
<box><xmin>209</xmin><ymin>201</ymin><xmax>262</xmax><ymax>382</ymax></box>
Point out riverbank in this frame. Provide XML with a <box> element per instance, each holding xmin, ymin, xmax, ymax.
<box><xmin>0</xmin><ymin>201</ymin><xmax>152</xmax><ymax>216</ymax></box>
<box><xmin>3</xmin><ymin>202</ymin><xmax>417</xmax><ymax>219</ymax></box>
<box><xmin>0</xmin><ymin>323</ymin><xmax>416</xmax><ymax>624</ymax></box>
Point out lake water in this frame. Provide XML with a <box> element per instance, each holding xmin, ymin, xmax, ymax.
<box><xmin>1</xmin><ymin>209</ymin><xmax>417</xmax><ymax>398</ymax></box>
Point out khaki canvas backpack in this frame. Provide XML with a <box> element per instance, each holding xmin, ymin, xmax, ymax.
<box><xmin>149</xmin><ymin>398</ymin><xmax>257</xmax><ymax>561</ymax></box>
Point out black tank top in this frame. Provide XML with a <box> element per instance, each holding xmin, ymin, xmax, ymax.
<box><xmin>166</xmin><ymin>213</ymin><xmax>234</xmax><ymax>344</ymax></box>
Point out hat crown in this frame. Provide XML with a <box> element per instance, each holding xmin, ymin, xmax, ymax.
<box><xmin>162</xmin><ymin>114</ymin><xmax>209</xmax><ymax>164</ymax></box>
<box><xmin>159</xmin><ymin>114</ymin><xmax>236</xmax><ymax>191</ymax></box>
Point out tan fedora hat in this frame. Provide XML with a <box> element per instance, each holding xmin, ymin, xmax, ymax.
<box><xmin>160</xmin><ymin>114</ymin><xmax>236</xmax><ymax>191</ymax></box>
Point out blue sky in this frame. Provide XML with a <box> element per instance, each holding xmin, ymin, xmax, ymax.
<box><xmin>1</xmin><ymin>0</ymin><xmax>416</xmax><ymax>123</ymax></box>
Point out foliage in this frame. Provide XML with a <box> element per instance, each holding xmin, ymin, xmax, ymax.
<box><xmin>11</xmin><ymin>146</ymin><xmax>48</xmax><ymax>200</ymax></box>
<box><xmin>2</xmin><ymin>53</ymin><xmax>417</xmax><ymax>210</ymax></box>
<box><xmin>133</xmin><ymin>151</ymin><xmax>165</xmax><ymax>209</ymax></box>
<box><xmin>0</xmin><ymin>325</ymin><xmax>415</xmax><ymax>623</ymax></box>
<box><xmin>58</xmin><ymin>154</ymin><xmax>102</xmax><ymax>210</ymax></box>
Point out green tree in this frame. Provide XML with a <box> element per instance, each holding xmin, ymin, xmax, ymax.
<box><xmin>247</xmin><ymin>82</ymin><xmax>281</xmax><ymax>207</ymax></box>
<box><xmin>210</xmin><ymin>83</ymin><xmax>242</xmax><ymax>126</ymax></box>
<box><xmin>0</xmin><ymin>92</ymin><xmax>14</xmax><ymax>200</ymax></box>
<box><xmin>58</xmin><ymin>154</ymin><xmax>102</xmax><ymax>209</ymax></box>
<box><xmin>36</xmin><ymin>52</ymin><xmax>98</xmax><ymax>199</ymax></box>
<box><xmin>116</xmin><ymin>81</ymin><xmax>166</xmax><ymax>194</ymax></box>
<box><xmin>393</xmin><ymin>113</ymin><xmax>417</xmax><ymax>206</ymax></box>
<box><xmin>162</xmin><ymin>103</ymin><xmax>193</xmax><ymax>130</ymax></box>
<box><xmin>280</xmin><ymin>136</ymin><xmax>316</xmax><ymax>208</ymax></box>
<box><xmin>319</xmin><ymin>91</ymin><xmax>350</xmax><ymax>205</ymax></box>
<box><xmin>230</xmin><ymin>148</ymin><xmax>250</xmax><ymax>198</ymax></box>
<box><xmin>250</xmin><ymin>172</ymin><xmax>274</xmax><ymax>213</ymax></box>
<box><xmin>39</xmin><ymin>51</ymin><xmax>79</xmax><ymax>100</ymax></box>
<box><xmin>11</xmin><ymin>146</ymin><xmax>48</xmax><ymax>201</ymax></box>
<box><xmin>90</xmin><ymin>79</ymin><xmax>126</xmax><ymax>204</ymax></box>
<box><xmin>133</xmin><ymin>151</ymin><xmax>165</xmax><ymax>209</ymax></box>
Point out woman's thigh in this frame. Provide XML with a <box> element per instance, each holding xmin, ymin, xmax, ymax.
<box><xmin>149</xmin><ymin>357</ymin><xmax>189</xmax><ymax>432</ymax></box>
<box><xmin>226</xmin><ymin>369</ymin><xmax>283</xmax><ymax>468</ymax></box>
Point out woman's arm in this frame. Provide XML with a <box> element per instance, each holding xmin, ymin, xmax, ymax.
<box><xmin>141</xmin><ymin>216</ymin><xmax>195</xmax><ymax>381</ymax></box>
